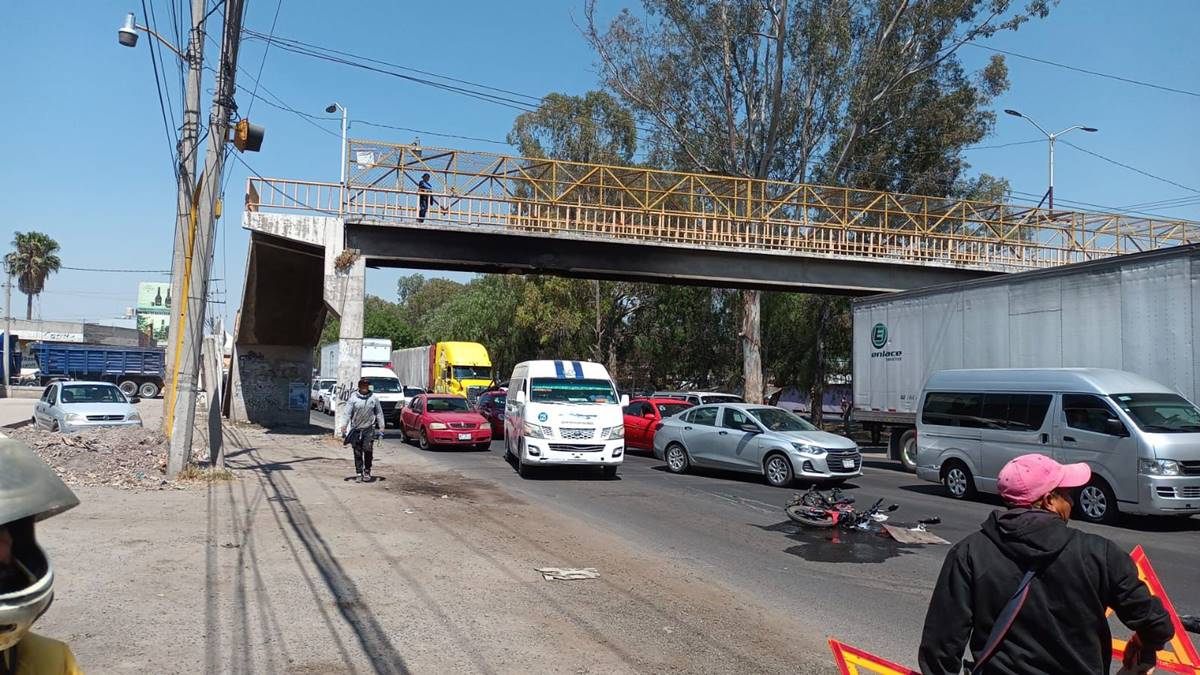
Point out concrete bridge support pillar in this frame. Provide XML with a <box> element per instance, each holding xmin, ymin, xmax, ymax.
<box><xmin>321</xmin><ymin>217</ymin><xmax>365</xmax><ymax>435</ymax></box>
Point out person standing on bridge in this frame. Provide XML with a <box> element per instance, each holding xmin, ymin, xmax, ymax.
<box><xmin>918</xmin><ymin>454</ymin><xmax>1172</xmax><ymax>674</ymax></box>
<box><xmin>343</xmin><ymin>378</ymin><xmax>385</xmax><ymax>483</ymax></box>
<box><xmin>417</xmin><ymin>172</ymin><xmax>438</xmax><ymax>223</ymax></box>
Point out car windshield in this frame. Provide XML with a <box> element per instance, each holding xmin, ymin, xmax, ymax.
<box><xmin>1111</xmin><ymin>393</ymin><xmax>1200</xmax><ymax>433</ymax></box>
<box><xmin>749</xmin><ymin>407</ymin><xmax>816</xmax><ymax>432</ymax></box>
<box><xmin>657</xmin><ymin>402</ymin><xmax>691</xmax><ymax>417</ymax></box>
<box><xmin>317</xmin><ymin>381</ymin><xmax>334</xmax><ymax>390</ymax></box>
<box><xmin>701</xmin><ymin>394</ymin><xmax>744</xmax><ymax>404</ymax></box>
<box><xmin>60</xmin><ymin>384</ymin><xmax>126</xmax><ymax>404</ymax></box>
<box><xmin>425</xmin><ymin>397</ymin><xmax>470</xmax><ymax>412</ymax></box>
<box><xmin>530</xmin><ymin>378</ymin><xmax>618</xmax><ymax>404</ymax></box>
<box><xmin>453</xmin><ymin>366</ymin><xmax>491</xmax><ymax>380</ymax></box>
<box><xmin>404</xmin><ymin>387</ymin><xmax>425</xmax><ymax>397</ymax></box>
<box><xmin>365</xmin><ymin>378</ymin><xmax>401</xmax><ymax>393</ymax></box>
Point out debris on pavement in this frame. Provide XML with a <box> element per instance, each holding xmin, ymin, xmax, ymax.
<box><xmin>2</xmin><ymin>425</ymin><xmax>183</xmax><ymax>489</ymax></box>
<box><xmin>536</xmin><ymin>567</ymin><xmax>600</xmax><ymax>581</ymax></box>
<box><xmin>882</xmin><ymin>524</ymin><xmax>950</xmax><ymax>545</ymax></box>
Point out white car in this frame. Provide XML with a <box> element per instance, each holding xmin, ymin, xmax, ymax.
<box><xmin>311</xmin><ymin>378</ymin><xmax>335</xmax><ymax>409</ymax></box>
<box><xmin>32</xmin><ymin>381</ymin><xmax>143</xmax><ymax>432</ymax></box>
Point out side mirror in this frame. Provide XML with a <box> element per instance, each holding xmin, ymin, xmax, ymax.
<box><xmin>130</xmin><ymin>396</ymin><xmax>141</xmax><ymax>404</ymax></box>
<box><xmin>515</xmin><ymin>390</ymin><xmax>527</xmax><ymax>404</ymax></box>
<box><xmin>620</xmin><ymin>394</ymin><xmax>630</xmax><ymax>407</ymax></box>
<box><xmin>740</xmin><ymin>423</ymin><xmax>761</xmax><ymax>434</ymax></box>
<box><xmin>1105</xmin><ymin>418</ymin><xmax>1129</xmax><ymax>437</ymax></box>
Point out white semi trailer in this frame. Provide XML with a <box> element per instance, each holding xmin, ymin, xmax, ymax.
<box><xmin>852</xmin><ymin>243</ymin><xmax>1200</xmax><ymax>471</ymax></box>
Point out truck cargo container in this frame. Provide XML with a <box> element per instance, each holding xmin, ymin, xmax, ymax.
<box><xmin>30</xmin><ymin>342</ymin><xmax>165</xmax><ymax>398</ymax></box>
<box><xmin>390</xmin><ymin>342</ymin><xmax>492</xmax><ymax>402</ymax></box>
<box><xmin>852</xmin><ymin>243</ymin><xmax>1200</xmax><ymax>472</ymax></box>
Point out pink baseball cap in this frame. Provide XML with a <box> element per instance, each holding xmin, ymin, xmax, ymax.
<box><xmin>997</xmin><ymin>454</ymin><xmax>1092</xmax><ymax>506</ymax></box>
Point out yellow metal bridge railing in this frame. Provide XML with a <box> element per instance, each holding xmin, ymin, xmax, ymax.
<box><xmin>244</xmin><ymin>140</ymin><xmax>1199</xmax><ymax>271</ymax></box>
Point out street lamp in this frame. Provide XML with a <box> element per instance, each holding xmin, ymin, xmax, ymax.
<box><xmin>325</xmin><ymin>102</ymin><xmax>349</xmax><ymax>187</ymax></box>
<box><xmin>116</xmin><ymin>12</ymin><xmax>185</xmax><ymax>59</ymax></box>
<box><xmin>1004</xmin><ymin>109</ymin><xmax>1097</xmax><ymax>212</ymax></box>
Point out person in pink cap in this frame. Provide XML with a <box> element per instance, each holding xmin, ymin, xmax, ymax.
<box><xmin>918</xmin><ymin>453</ymin><xmax>1173</xmax><ymax>674</ymax></box>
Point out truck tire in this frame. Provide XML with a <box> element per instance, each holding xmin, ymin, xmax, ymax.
<box><xmin>139</xmin><ymin>381</ymin><xmax>160</xmax><ymax>398</ymax></box>
<box><xmin>898</xmin><ymin>429</ymin><xmax>918</xmax><ymax>473</ymax></box>
<box><xmin>118</xmin><ymin>380</ymin><xmax>138</xmax><ymax>397</ymax></box>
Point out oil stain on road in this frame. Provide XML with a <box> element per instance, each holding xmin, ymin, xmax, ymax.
<box><xmin>757</xmin><ymin>520</ymin><xmax>921</xmax><ymax>564</ymax></box>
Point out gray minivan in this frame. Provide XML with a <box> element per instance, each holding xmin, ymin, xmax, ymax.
<box><xmin>915</xmin><ymin>368</ymin><xmax>1200</xmax><ymax>523</ymax></box>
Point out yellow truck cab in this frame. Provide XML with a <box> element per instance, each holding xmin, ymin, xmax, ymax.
<box><xmin>434</xmin><ymin>342</ymin><xmax>493</xmax><ymax>402</ymax></box>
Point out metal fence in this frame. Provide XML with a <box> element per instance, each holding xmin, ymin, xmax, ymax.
<box><xmin>244</xmin><ymin>140</ymin><xmax>1200</xmax><ymax>271</ymax></box>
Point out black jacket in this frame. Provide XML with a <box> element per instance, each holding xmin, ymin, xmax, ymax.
<box><xmin>918</xmin><ymin>509</ymin><xmax>1173</xmax><ymax>674</ymax></box>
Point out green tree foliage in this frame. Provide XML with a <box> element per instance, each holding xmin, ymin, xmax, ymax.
<box><xmin>319</xmin><ymin>295</ymin><xmax>418</xmax><ymax>351</ymax></box>
<box><xmin>508</xmin><ymin>91</ymin><xmax>637</xmax><ymax>165</ymax></box>
<box><xmin>584</xmin><ymin>0</ymin><xmax>1050</xmax><ymax>403</ymax></box>
<box><xmin>4</xmin><ymin>231</ymin><xmax>62</xmax><ymax>320</ymax></box>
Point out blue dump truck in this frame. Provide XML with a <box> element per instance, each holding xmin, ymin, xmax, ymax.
<box><xmin>30</xmin><ymin>342</ymin><xmax>166</xmax><ymax>398</ymax></box>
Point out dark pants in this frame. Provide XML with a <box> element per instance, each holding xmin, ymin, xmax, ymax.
<box><xmin>352</xmin><ymin>429</ymin><xmax>375</xmax><ymax>474</ymax></box>
<box><xmin>418</xmin><ymin>195</ymin><xmax>430</xmax><ymax>222</ymax></box>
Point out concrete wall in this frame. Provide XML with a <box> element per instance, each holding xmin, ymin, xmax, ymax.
<box><xmin>5</xmin><ymin>318</ymin><xmax>144</xmax><ymax>347</ymax></box>
<box><xmin>228</xmin><ymin>344</ymin><xmax>313</xmax><ymax>427</ymax></box>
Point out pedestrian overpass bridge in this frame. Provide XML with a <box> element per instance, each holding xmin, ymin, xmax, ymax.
<box><xmin>229</xmin><ymin>140</ymin><xmax>1198</xmax><ymax>426</ymax></box>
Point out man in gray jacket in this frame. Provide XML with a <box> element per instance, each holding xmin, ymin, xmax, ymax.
<box><xmin>343</xmin><ymin>378</ymin><xmax>385</xmax><ymax>483</ymax></box>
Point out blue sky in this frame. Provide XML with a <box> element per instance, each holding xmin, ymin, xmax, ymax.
<box><xmin>1</xmin><ymin>1</ymin><xmax>1197</xmax><ymax>325</ymax></box>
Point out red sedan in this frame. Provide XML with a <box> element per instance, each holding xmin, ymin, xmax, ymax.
<box><xmin>475</xmin><ymin>389</ymin><xmax>507</xmax><ymax>439</ymax></box>
<box><xmin>400</xmin><ymin>394</ymin><xmax>492</xmax><ymax>451</ymax></box>
<box><xmin>623</xmin><ymin>397</ymin><xmax>694</xmax><ymax>451</ymax></box>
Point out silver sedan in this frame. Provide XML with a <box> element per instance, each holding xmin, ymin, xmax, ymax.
<box><xmin>652</xmin><ymin>403</ymin><xmax>862</xmax><ymax>487</ymax></box>
<box><xmin>32</xmin><ymin>381</ymin><xmax>143</xmax><ymax>432</ymax></box>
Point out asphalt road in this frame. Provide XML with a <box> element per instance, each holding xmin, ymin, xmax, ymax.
<box><xmin>313</xmin><ymin>411</ymin><xmax>1200</xmax><ymax>666</ymax></box>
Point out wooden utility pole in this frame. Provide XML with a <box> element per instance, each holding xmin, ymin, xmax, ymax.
<box><xmin>167</xmin><ymin>0</ymin><xmax>246</xmax><ymax>477</ymax></box>
<box><xmin>163</xmin><ymin>0</ymin><xmax>208</xmax><ymax>423</ymax></box>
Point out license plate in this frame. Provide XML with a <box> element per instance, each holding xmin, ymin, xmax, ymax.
<box><xmin>842</xmin><ymin>459</ymin><xmax>856</xmax><ymax>469</ymax></box>
<box><xmin>458</xmin><ymin>433</ymin><xmax>472</xmax><ymax>440</ymax></box>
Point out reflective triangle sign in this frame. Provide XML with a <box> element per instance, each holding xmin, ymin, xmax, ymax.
<box><xmin>830</xmin><ymin>639</ymin><xmax>919</xmax><ymax>675</ymax></box>
<box><xmin>1108</xmin><ymin>545</ymin><xmax>1200</xmax><ymax>674</ymax></box>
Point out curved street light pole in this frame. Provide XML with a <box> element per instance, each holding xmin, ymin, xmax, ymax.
<box><xmin>1005</xmin><ymin>109</ymin><xmax>1098</xmax><ymax>212</ymax></box>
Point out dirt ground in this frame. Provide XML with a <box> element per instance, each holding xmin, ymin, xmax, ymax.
<box><xmin>34</xmin><ymin>423</ymin><xmax>829</xmax><ymax>674</ymax></box>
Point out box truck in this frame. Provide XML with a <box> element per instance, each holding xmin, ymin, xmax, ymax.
<box><xmin>318</xmin><ymin>338</ymin><xmax>405</xmax><ymax>426</ymax></box>
<box><xmin>390</xmin><ymin>342</ymin><xmax>493</xmax><ymax>402</ymax></box>
<box><xmin>853</xmin><ymin>243</ymin><xmax>1200</xmax><ymax>472</ymax></box>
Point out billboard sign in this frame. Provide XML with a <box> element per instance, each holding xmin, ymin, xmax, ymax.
<box><xmin>136</xmin><ymin>282</ymin><xmax>172</xmax><ymax>346</ymax></box>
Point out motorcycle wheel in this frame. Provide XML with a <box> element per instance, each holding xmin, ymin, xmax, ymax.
<box><xmin>785</xmin><ymin>504</ymin><xmax>835</xmax><ymax>528</ymax></box>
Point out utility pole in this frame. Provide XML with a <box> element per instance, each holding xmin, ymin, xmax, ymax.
<box><xmin>2</xmin><ymin>274</ymin><xmax>11</xmax><ymax>399</ymax></box>
<box><xmin>163</xmin><ymin>0</ymin><xmax>209</xmax><ymax>422</ymax></box>
<box><xmin>167</xmin><ymin>0</ymin><xmax>246</xmax><ymax>477</ymax></box>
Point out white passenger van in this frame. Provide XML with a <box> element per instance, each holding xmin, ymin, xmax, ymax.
<box><xmin>916</xmin><ymin>368</ymin><xmax>1200</xmax><ymax>524</ymax></box>
<box><xmin>504</xmin><ymin>360</ymin><xmax>628</xmax><ymax>478</ymax></box>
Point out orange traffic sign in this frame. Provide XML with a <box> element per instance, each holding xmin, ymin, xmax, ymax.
<box><xmin>1109</xmin><ymin>545</ymin><xmax>1200</xmax><ymax>674</ymax></box>
<box><xmin>830</xmin><ymin>639</ymin><xmax>919</xmax><ymax>675</ymax></box>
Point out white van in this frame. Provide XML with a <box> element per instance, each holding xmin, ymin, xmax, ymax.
<box><xmin>915</xmin><ymin>368</ymin><xmax>1200</xmax><ymax>524</ymax></box>
<box><xmin>360</xmin><ymin>365</ymin><xmax>406</xmax><ymax>427</ymax></box>
<box><xmin>504</xmin><ymin>360</ymin><xmax>628</xmax><ymax>478</ymax></box>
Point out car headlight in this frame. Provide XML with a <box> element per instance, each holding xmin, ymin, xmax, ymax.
<box><xmin>1139</xmin><ymin>458</ymin><xmax>1181</xmax><ymax>476</ymax></box>
<box><xmin>127</xmin><ymin>412</ymin><xmax>142</xmax><ymax>422</ymax></box>
<box><xmin>602</xmin><ymin>425</ymin><xmax>624</xmax><ymax>439</ymax></box>
<box><xmin>64</xmin><ymin>412</ymin><xmax>85</xmax><ymax>422</ymax></box>
<box><xmin>429</xmin><ymin>422</ymin><xmax>448</xmax><ymax>430</ymax></box>
<box><xmin>524</xmin><ymin>422</ymin><xmax>550</xmax><ymax>439</ymax></box>
<box><xmin>479</xmin><ymin>423</ymin><xmax>490</xmax><ymax>430</ymax></box>
<box><xmin>791</xmin><ymin>442</ymin><xmax>827</xmax><ymax>456</ymax></box>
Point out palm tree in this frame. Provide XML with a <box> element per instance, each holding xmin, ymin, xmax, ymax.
<box><xmin>4</xmin><ymin>232</ymin><xmax>62</xmax><ymax>320</ymax></box>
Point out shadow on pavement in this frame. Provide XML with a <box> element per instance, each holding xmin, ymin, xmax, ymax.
<box><xmin>757</xmin><ymin>519</ymin><xmax>920</xmax><ymax>563</ymax></box>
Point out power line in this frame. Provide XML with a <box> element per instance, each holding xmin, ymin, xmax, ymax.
<box><xmin>61</xmin><ymin>266</ymin><xmax>171</xmax><ymax>274</ymax></box>
<box><xmin>143</xmin><ymin>0</ymin><xmax>180</xmax><ymax>182</ymax></box>
<box><xmin>966</xmin><ymin>43</ymin><xmax>1200</xmax><ymax>98</ymax></box>
<box><xmin>244</xmin><ymin>0</ymin><xmax>284</xmax><ymax>118</ymax></box>
<box><xmin>355</xmin><ymin>120</ymin><xmax>510</xmax><ymax>146</ymax></box>
<box><xmin>1059</xmin><ymin>140</ymin><xmax>1200</xmax><ymax>195</ymax></box>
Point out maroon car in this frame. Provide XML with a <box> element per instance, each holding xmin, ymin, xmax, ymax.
<box><xmin>399</xmin><ymin>394</ymin><xmax>492</xmax><ymax>451</ymax></box>
<box><xmin>476</xmin><ymin>389</ymin><xmax>507</xmax><ymax>439</ymax></box>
